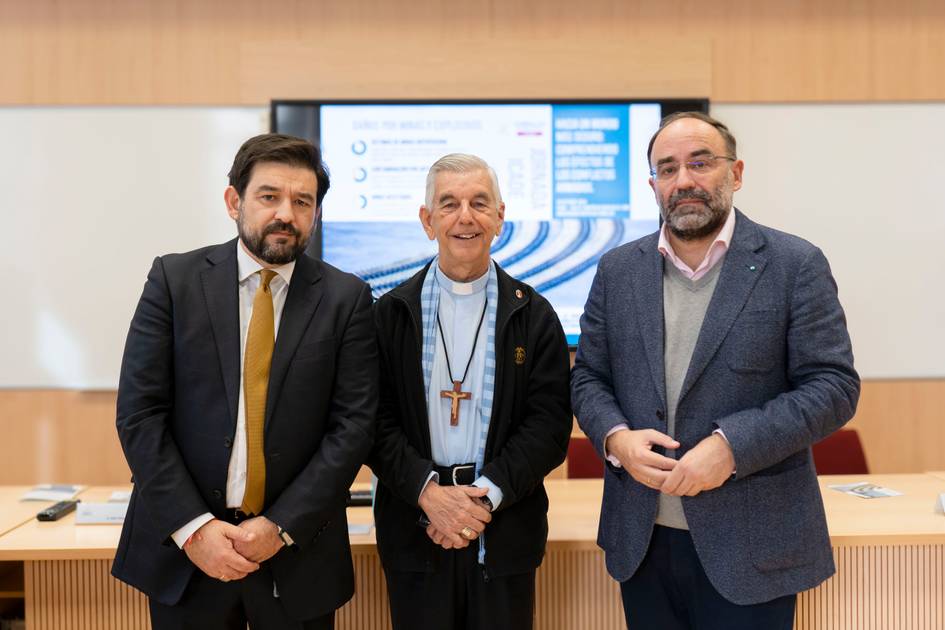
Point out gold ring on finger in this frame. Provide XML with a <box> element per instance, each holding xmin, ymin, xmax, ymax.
<box><xmin>461</xmin><ymin>526</ymin><xmax>476</xmax><ymax>540</ymax></box>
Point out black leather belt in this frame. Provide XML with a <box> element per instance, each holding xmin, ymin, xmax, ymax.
<box><xmin>219</xmin><ymin>508</ymin><xmax>255</xmax><ymax>525</ymax></box>
<box><xmin>433</xmin><ymin>463</ymin><xmax>476</xmax><ymax>486</ymax></box>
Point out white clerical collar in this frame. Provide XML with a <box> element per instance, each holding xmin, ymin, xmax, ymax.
<box><xmin>435</xmin><ymin>262</ymin><xmax>489</xmax><ymax>296</ymax></box>
<box><xmin>236</xmin><ymin>239</ymin><xmax>295</xmax><ymax>286</ymax></box>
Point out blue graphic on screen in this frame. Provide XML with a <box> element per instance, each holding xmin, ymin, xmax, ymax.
<box><xmin>552</xmin><ymin>104</ymin><xmax>631</xmax><ymax>219</ymax></box>
<box><xmin>317</xmin><ymin>103</ymin><xmax>662</xmax><ymax>342</ymax></box>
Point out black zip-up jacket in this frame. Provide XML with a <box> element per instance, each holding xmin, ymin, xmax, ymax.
<box><xmin>368</xmin><ymin>262</ymin><xmax>572</xmax><ymax>577</ymax></box>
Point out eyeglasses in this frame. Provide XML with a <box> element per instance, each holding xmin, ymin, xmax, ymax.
<box><xmin>650</xmin><ymin>155</ymin><xmax>736</xmax><ymax>182</ymax></box>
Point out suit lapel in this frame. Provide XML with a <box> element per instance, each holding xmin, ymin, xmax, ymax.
<box><xmin>629</xmin><ymin>237</ymin><xmax>667</xmax><ymax>409</ymax></box>
<box><xmin>265</xmin><ymin>254</ymin><xmax>324</xmax><ymax>426</ymax></box>
<box><xmin>677</xmin><ymin>210</ymin><xmax>767</xmax><ymax>404</ymax></box>
<box><xmin>201</xmin><ymin>240</ymin><xmax>242</xmax><ymax>430</ymax></box>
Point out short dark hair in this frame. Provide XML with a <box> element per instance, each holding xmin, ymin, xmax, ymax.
<box><xmin>646</xmin><ymin>111</ymin><xmax>737</xmax><ymax>166</ymax></box>
<box><xmin>227</xmin><ymin>133</ymin><xmax>331</xmax><ymax>207</ymax></box>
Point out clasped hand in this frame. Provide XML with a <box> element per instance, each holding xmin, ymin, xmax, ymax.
<box><xmin>605</xmin><ymin>429</ymin><xmax>734</xmax><ymax>497</ymax></box>
<box><xmin>418</xmin><ymin>483</ymin><xmax>492</xmax><ymax>550</ymax></box>
<box><xmin>183</xmin><ymin>516</ymin><xmax>285</xmax><ymax>582</ymax></box>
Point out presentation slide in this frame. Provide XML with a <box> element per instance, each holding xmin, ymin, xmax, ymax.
<box><xmin>318</xmin><ymin>103</ymin><xmax>662</xmax><ymax>342</ymax></box>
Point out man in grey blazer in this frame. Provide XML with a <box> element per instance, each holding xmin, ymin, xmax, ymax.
<box><xmin>571</xmin><ymin>111</ymin><xmax>860</xmax><ymax>629</ymax></box>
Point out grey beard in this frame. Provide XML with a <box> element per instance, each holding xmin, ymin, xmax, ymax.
<box><xmin>661</xmin><ymin>190</ymin><xmax>729</xmax><ymax>241</ymax></box>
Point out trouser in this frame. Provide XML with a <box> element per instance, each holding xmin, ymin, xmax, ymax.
<box><xmin>620</xmin><ymin>525</ymin><xmax>796</xmax><ymax>630</ymax></box>
<box><xmin>149</xmin><ymin>563</ymin><xmax>334</xmax><ymax>630</ymax></box>
<box><xmin>385</xmin><ymin>542</ymin><xmax>536</xmax><ymax>630</ymax></box>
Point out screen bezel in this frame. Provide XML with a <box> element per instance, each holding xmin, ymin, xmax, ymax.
<box><xmin>270</xmin><ymin>98</ymin><xmax>710</xmax><ymax>348</ymax></box>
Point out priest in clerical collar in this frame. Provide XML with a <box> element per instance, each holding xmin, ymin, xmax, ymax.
<box><xmin>368</xmin><ymin>153</ymin><xmax>572</xmax><ymax>630</ymax></box>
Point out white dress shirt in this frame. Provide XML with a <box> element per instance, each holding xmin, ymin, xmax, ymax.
<box><xmin>170</xmin><ymin>240</ymin><xmax>295</xmax><ymax>547</ymax></box>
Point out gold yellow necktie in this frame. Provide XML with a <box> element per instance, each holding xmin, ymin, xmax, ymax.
<box><xmin>241</xmin><ymin>269</ymin><xmax>276</xmax><ymax>515</ymax></box>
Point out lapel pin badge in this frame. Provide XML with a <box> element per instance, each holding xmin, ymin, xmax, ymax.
<box><xmin>514</xmin><ymin>346</ymin><xmax>526</xmax><ymax>365</ymax></box>
<box><xmin>749</xmin><ymin>265</ymin><xmax>756</xmax><ymax>271</ymax></box>
<box><xmin>515</xmin><ymin>289</ymin><xmax>524</xmax><ymax>299</ymax></box>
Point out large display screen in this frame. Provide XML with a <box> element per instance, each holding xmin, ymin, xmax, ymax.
<box><xmin>272</xmin><ymin>99</ymin><xmax>708</xmax><ymax>344</ymax></box>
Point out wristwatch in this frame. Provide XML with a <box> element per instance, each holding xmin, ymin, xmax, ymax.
<box><xmin>479</xmin><ymin>496</ymin><xmax>494</xmax><ymax>512</ymax></box>
<box><xmin>276</xmin><ymin>526</ymin><xmax>294</xmax><ymax>547</ymax></box>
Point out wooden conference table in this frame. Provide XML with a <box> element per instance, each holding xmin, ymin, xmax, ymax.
<box><xmin>0</xmin><ymin>475</ymin><xmax>943</xmax><ymax>629</ymax></box>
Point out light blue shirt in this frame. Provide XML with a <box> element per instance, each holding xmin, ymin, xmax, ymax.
<box><xmin>423</xmin><ymin>264</ymin><xmax>503</xmax><ymax>510</ymax></box>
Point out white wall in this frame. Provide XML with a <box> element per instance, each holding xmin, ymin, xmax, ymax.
<box><xmin>0</xmin><ymin>104</ymin><xmax>940</xmax><ymax>387</ymax></box>
<box><xmin>0</xmin><ymin>107</ymin><xmax>267</xmax><ymax>388</ymax></box>
<box><xmin>714</xmin><ymin>103</ymin><xmax>945</xmax><ymax>379</ymax></box>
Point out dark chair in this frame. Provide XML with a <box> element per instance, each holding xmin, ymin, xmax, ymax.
<box><xmin>811</xmin><ymin>428</ymin><xmax>869</xmax><ymax>475</ymax></box>
<box><xmin>566</xmin><ymin>435</ymin><xmax>605</xmax><ymax>479</ymax></box>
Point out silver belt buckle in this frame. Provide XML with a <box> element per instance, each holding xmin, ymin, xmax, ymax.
<box><xmin>452</xmin><ymin>464</ymin><xmax>475</xmax><ymax>486</ymax></box>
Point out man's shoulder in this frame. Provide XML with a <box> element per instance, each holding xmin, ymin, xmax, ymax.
<box><xmin>495</xmin><ymin>265</ymin><xmax>552</xmax><ymax>312</ymax></box>
<box><xmin>738</xmin><ymin>211</ymin><xmax>823</xmax><ymax>263</ymax></box>
<box><xmin>597</xmin><ymin>230</ymin><xmax>659</xmax><ymax>269</ymax></box>
<box><xmin>376</xmin><ymin>264</ymin><xmax>429</xmax><ymax>305</ymax></box>
<box><xmin>494</xmin><ymin>266</ymin><xmax>565</xmax><ymax>339</ymax></box>
<box><xmin>156</xmin><ymin>240</ymin><xmax>236</xmax><ymax>277</ymax></box>
<box><xmin>304</xmin><ymin>255</ymin><xmax>371</xmax><ymax>293</ymax></box>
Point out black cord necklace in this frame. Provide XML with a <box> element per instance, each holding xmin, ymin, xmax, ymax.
<box><xmin>436</xmin><ymin>297</ymin><xmax>488</xmax><ymax>427</ymax></box>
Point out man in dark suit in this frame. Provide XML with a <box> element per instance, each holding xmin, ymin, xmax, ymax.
<box><xmin>112</xmin><ymin>134</ymin><xmax>377</xmax><ymax>629</ymax></box>
<box><xmin>571</xmin><ymin>112</ymin><xmax>860</xmax><ymax>629</ymax></box>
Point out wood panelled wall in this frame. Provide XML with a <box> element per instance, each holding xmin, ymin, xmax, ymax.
<box><xmin>0</xmin><ymin>380</ymin><xmax>942</xmax><ymax>486</ymax></box>
<box><xmin>1</xmin><ymin>0</ymin><xmax>944</xmax><ymax>104</ymax></box>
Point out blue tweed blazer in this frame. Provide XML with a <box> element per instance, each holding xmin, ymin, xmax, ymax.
<box><xmin>571</xmin><ymin>209</ymin><xmax>860</xmax><ymax>605</ymax></box>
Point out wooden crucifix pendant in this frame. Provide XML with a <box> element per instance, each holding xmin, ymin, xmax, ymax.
<box><xmin>440</xmin><ymin>380</ymin><xmax>472</xmax><ymax>426</ymax></box>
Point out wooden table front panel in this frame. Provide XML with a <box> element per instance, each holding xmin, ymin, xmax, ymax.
<box><xmin>23</xmin><ymin>544</ymin><xmax>945</xmax><ymax>630</ymax></box>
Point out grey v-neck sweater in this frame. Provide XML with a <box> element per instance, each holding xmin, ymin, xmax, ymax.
<box><xmin>655</xmin><ymin>258</ymin><xmax>724</xmax><ymax>530</ymax></box>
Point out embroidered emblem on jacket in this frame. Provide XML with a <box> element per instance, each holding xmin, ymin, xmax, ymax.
<box><xmin>514</xmin><ymin>346</ymin><xmax>526</xmax><ymax>365</ymax></box>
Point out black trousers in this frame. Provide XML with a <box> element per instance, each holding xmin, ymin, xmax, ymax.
<box><xmin>385</xmin><ymin>542</ymin><xmax>536</xmax><ymax>630</ymax></box>
<box><xmin>149</xmin><ymin>563</ymin><xmax>334</xmax><ymax>630</ymax></box>
<box><xmin>620</xmin><ymin>526</ymin><xmax>796</xmax><ymax>630</ymax></box>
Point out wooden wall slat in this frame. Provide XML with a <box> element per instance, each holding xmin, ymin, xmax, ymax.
<box><xmin>337</xmin><ymin>550</ymin><xmax>392</xmax><ymax>630</ymax></box>
<box><xmin>2</xmin><ymin>0</ymin><xmax>945</xmax><ymax>104</ymax></box>
<box><xmin>237</xmin><ymin>37</ymin><xmax>711</xmax><ymax>102</ymax></box>
<box><xmin>25</xmin><ymin>560</ymin><xmax>151</xmax><ymax>630</ymax></box>
<box><xmin>845</xmin><ymin>380</ymin><xmax>945</xmax><ymax>474</ymax></box>
<box><xmin>0</xmin><ymin>391</ymin><xmax>129</xmax><ymax>486</ymax></box>
<box><xmin>535</xmin><ymin>548</ymin><xmax>623</xmax><ymax>629</ymax></box>
<box><xmin>0</xmin><ymin>380</ymin><xmax>942</xmax><ymax>486</ymax></box>
<box><xmin>795</xmin><ymin>545</ymin><xmax>945</xmax><ymax>630</ymax></box>
<box><xmin>20</xmin><ymin>543</ymin><xmax>945</xmax><ymax>629</ymax></box>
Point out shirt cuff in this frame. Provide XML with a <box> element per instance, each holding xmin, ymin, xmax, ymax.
<box><xmin>604</xmin><ymin>424</ymin><xmax>630</xmax><ymax>468</ymax></box>
<box><xmin>418</xmin><ymin>471</ymin><xmax>439</xmax><ymax>502</ymax></box>
<box><xmin>269</xmin><ymin>520</ymin><xmax>295</xmax><ymax>546</ymax></box>
<box><xmin>712</xmin><ymin>428</ymin><xmax>737</xmax><ymax>476</ymax></box>
<box><xmin>472</xmin><ymin>476</ymin><xmax>503</xmax><ymax>511</ymax></box>
<box><xmin>171</xmin><ymin>512</ymin><xmax>214</xmax><ymax>549</ymax></box>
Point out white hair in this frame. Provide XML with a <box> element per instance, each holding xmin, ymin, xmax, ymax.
<box><xmin>424</xmin><ymin>153</ymin><xmax>503</xmax><ymax>209</ymax></box>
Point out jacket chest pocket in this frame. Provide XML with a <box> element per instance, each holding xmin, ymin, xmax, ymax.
<box><xmin>293</xmin><ymin>336</ymin><xmax>336</xmax><ymax>363</ymax></box>
<box><xmin>723</xmin><ymin>310</ymin><xmax>784</xmax><ymax>373</ymax></box>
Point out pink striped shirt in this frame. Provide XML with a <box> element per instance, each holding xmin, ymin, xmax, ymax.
<box><xmin>657</xmin><ymin>208</ymin><xmax>736</xmax><ymax>280</ymax></box>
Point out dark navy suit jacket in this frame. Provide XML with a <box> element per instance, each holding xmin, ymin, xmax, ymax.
<box><xmin>112</xmin><ymin>239</ymin><xmax>377</xmax><ymax>620</ymax></box>
<box><xmin>571</xmin><ymin>210</ymin><xmax>860</xmax><ymax>605</ymax></box>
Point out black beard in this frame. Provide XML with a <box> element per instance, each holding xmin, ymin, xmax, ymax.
<box><xmin>660</xmin><ymin>189</ymin><xmax>729</xmax><ymax>242</ymax></box>
<box><xmin>238</xmin><ymin>212</ymin><xmax>312</xmax><ymax>265</ymax></box>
